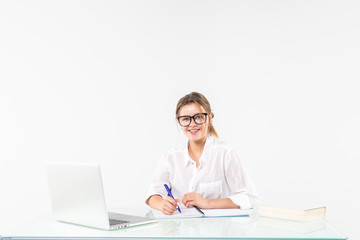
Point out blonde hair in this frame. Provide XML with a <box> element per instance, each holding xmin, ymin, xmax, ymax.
<box><xmin>175</xmin><ymin>92</ymin><xmax>219</xmax><ymax>138</ymax></box>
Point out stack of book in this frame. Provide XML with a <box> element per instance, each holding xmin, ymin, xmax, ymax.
<box><xmin>258</xmin><ymin>205</ymin><xmax>326</xmax><ymax>233</ymax></box>
<box><xmin>259</xmin><ymin>205</ymin><xmax>326</xmax><ymax>222</ymax></box>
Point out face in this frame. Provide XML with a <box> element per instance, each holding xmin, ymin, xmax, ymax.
<box><xmin>178</xmin><ymin>103</ymin><xmax>212</xmax><ymax>143</ymax></box>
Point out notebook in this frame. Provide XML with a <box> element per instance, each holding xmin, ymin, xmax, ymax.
<box><xmin>150</xmin><ymin>204</ymin><xmax>252</xmax><ymax>219</ymax></box>
<box><xmin>46</xmin><ymin>161</ymin><xmax>157</xmax><ymax>230</ymax></box>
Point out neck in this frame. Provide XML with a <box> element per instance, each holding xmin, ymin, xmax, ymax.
<box><xmin>188</xmin><ymin>137</ymin><xmax>207</xmax><ymax>165</ymax></box>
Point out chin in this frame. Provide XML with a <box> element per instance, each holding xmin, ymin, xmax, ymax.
<box><xmin>188</xmin><ymin>134</ymin><xmax>206</xmax><ymax>143</ymax></box>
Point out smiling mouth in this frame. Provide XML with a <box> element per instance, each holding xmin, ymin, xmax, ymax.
<box><xmin>189</xmin><ymin>129</ymin><xmax>199</xmax><ymax>134</ymax></box>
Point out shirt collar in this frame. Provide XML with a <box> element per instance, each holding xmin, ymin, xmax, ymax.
<box><xmin>184</xmin><ymin>136</ymin><xmax>214</xmax><ymax>167</ymax></box>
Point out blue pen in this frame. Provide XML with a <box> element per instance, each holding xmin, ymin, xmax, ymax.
<box><xmin>164</xmin><ymin>184</ymin><xmax>181</xmax><ymax>213</ymax></box>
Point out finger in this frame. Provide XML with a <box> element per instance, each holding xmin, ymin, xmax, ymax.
<box><xmin>185</xmin><ymin>200</ymin><xmax>194</xmax><ymax>207</ymax></box>
<box><xmin>181</xmin><ymin>197</ymin><xmax>192</xmax><ymax>207</ymax></box>
<box><xmin>164</xmin><ymin>200</ymin><xmax>177</xmax><ymax>212</ymax></box>
<box><xmin>165</xmin><ymin>196</ymin><xmax>177</xmax><ymax>205</ymax></box>
<box><xmin>182</xmin><ymin>194</ymin><xmax>190</xmax><ymax>205</ymax></box>
<box><xmin>161</xmin><ymin>197</ymin><xmax>177</xmax><ymax>214</ymax></box>
<box><xmin>162</xmin><ymin>208</ymin><xmax>174</xmax><ymax>215</ymax></box>
<box><xmin>162</xmin><ymin>205</ymin><xmax>175</xmax><ymax>215</ymax></box>
<box><xmin>163</xmin><ymin>208</ymin><xmax>174</xmax><ymax>215</ymax></box>
<box><xmin>183</xmin><ymin>192</ymin><xmax>195</xmax><ymax>201</ymax></box>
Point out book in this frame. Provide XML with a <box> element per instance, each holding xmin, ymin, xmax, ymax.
<box><xmin>150</xmin><ymin>206</ymin><xmax>252</xmax><ymax>219</ymax></box>
<box><xmin>259</xmin><ymin>205</ymin><xmax>326</xmax><ymax>222</ymax></box>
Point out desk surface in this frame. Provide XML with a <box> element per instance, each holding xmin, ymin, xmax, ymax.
<box><xmin>2</xmin><ymin>207</ymin><xmax>347</xmax><ymax>240</ymax></box>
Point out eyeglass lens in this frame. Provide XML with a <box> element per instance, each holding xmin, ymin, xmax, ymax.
<box><xmin>178</xmin><ymin>113</ymin><xmax>207</xmax><ymax>127</ymax></box>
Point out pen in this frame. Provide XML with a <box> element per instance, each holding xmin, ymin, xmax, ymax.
<box><xmin>164</xmin><ymin>184</ymin><xmax>181</xmax><ymax>213</ymax></box>
<box><xmin>193</xmin><ymin>205</ymin><xmax>205</xmax><ymax>215</ymax></box>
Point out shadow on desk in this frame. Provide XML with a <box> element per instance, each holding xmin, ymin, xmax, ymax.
<box><xmin>258</xmin><ymin>217</ymin><xmax>326</xmax><ymax>234</ymax></box>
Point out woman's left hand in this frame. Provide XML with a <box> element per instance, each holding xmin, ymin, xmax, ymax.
<box><xmin>182</xmin><ymin>192</ymin><xmax>209</xmax><ymax>208</ymax></box>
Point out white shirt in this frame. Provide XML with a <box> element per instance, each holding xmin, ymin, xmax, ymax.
<box><xmin>145</xmin><ymin>137</ymin><xmax>259</xmax><ymax>209</ymax></box>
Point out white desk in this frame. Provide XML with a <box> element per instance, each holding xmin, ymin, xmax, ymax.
<box><xmin>1</xmin><ymin>207</ymin><xmax>347</xmax><ymax>240</ymax></box>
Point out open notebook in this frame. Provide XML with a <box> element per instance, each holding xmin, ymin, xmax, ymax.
<box><xmin>151</xmin><ymin>204</ymin><xmax>252</xmax><ymax>219</ymax></box>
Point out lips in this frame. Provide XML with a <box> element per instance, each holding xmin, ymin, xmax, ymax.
<box><xmin>189</xmin><ymin>129</ymin><xmax>200</xmax><ymax>134</ymax></box>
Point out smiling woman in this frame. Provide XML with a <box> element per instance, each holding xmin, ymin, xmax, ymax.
<box><xmin>145</xmin><ymin>92</ymin><xmax>259</xmax><ymax>215</ymax></box>
<box><xmin>176</xmin><ymin>92</ymin><xmax>218</xmax><ymax>140</ymax></box>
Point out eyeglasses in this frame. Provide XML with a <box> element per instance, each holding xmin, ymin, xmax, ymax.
<box><xmin>177</xmin><ymin>113</ymin><xmax>208</xmax><ymax>127</ymax></box>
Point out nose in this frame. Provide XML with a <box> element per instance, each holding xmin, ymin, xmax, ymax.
<box><xmin>188</xmin><ymin>117</ymin><xmax>197</xmax><ymax>126</ymax></box>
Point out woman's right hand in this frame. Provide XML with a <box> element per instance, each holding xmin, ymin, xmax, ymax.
<box><xmin>147</xmin><ymin>195</ymin><xmax>180</xmax><ymax>215</ymax></box>
<box><xmin>160</xmin><ymin>196</ymin><xmax>181</xmax><ymax>215</ymax></box>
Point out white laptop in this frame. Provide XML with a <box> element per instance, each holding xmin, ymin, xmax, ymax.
<box><xmin>46</xmin><ymin>161</ymin><xmax>157</xmax><ymax>230</ymax></box>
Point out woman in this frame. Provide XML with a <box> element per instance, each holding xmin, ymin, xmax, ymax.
<box><xmin>145</xmin><ymin>92</ymin><xmax>259</xmax><ymax>215</ymax></box>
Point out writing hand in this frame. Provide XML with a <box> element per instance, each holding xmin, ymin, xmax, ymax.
<box><xmin>160</xmin><ymin>196</ymin><xmax>181</xmax><ymax>215</ymax></box>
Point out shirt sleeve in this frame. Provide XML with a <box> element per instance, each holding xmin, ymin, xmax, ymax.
<box><xmin>225</xmin><ymin>149</ymin><xmax>259</xmax><ymax>209</ymax></box>
<box><xmin>145</xmin><ymin>153</ymin><xmax>171</xmax><ymax>204</ymax></box>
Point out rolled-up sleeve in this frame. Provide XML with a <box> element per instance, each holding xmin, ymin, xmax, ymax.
<box><xmin>225</xmin><ymin>149</ymin><xmax>259</xmax><ymax>209</ymax></box>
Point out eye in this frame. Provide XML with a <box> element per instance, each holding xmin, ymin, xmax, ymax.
<box><xmin>182</xmin><ymin>117</ymin><xmax>190</xmax><ymax>121</ymax></box>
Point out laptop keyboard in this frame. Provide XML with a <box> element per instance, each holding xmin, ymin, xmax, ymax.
<box><xmin>109</xmin><ymin>218</ymin><xmax>129</xmax><ymax>226</ymax></box>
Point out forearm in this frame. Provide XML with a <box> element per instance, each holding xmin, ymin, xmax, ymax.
<box><xmin>147</xmin><ymin>195</ymin><xmax>163</xmax><ymax>211</ymax></box>
<box><xmin>182</xmin><ymin>192</ymin><xmax>240</xmax><ymax>209</ymax></box>
<box><xmin>205</xmin><ymin>198</ymin><xmax>239</xmax><ymax>209</ymax></box>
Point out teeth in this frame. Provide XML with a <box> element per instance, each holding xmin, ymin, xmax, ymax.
<box><xmin>189</xmin><ymin>130</ymin><xmax>198</xmax><ymax>132</ymax></box>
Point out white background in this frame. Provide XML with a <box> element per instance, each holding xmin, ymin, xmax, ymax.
<box><xmin>1</xmin><ymin>1</ymin><xmax>359</xmax><ymax>239</ymax></box>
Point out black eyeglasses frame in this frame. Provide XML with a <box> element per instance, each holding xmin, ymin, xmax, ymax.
<box><xmin>177</xmin><ymin>113</ymin><xmax>208</xmax><ymax>127</ymax></box>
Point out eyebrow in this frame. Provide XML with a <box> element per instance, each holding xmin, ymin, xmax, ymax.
<box><xmin>179</xmin><ymin>113</ymin><xmax>203</xmax><ymax>117</ymax></box>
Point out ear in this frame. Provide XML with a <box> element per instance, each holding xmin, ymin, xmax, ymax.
<box><xmin>209</xmin><ymin>112</ymin><xmax>214</xmax><ymax>123</ymax></box>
